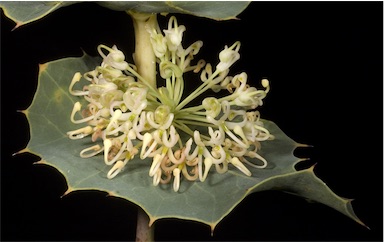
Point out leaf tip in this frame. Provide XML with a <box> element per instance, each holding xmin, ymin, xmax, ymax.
<box><xmin>294</xmin><ymin>158</ymin><xmax>316</xmax><ymax>171</ymax></box>
<box><xmin>11</xmin><ymin>21</ymin><xmax>23</xmax><ymax>31</ymax></box>
<box><xmin>61</xmin><ymin>186</ymin><xmax>74</xmax><ymax>198</ymax></box>
<box><xmin>13</xmin><ymin>147</ymin><xmax>30</xmax><ymax>156</ymax></box>
<box><xmin>106</xmin><ymin>191</ymin><xmax>118</xmax><ymax>197</ymax></box>
<box><xmin>295</xmin><ymin>142</ymin><xmax>313</xmax><ymax>148</ymax></box>
<box><xmin>39</xmin><ymin>63</ymin><xmax>48</xmax><ymax>73</ymax></box>
<box><xmin>308</xmin><ymin>163</ymin><xmax>317</xmax><ymax>171</ymax></box>
<box><xmin>33</xmin><ymin>159</ymin><xmax>48</xmax><ymax>165</ymax></box>
<box><xmin>209</xmin><ymin>223</ymin><xmax>217</xmax><ymax>236</ymax></box>
<box><xmin>148</xmin><ymin>216</ymin><xmax>156</xmax><ymax>227</ymax></box>
<box><xmin>80</xmin><ymin>48</ymin><xmax>87</xmax><ymax>57</ymax></box>
<box><xmin>344</xmin><ymin>199</ymin><xmax>370</xmax><ymax>229</ymax></box>
<box><xmin>17</xmin><ymin>109</ymin><xmax>28</xmax><ymax>116</ymax></box>
<box><xmin>353</xmin><ymin>214</ymin><xmax>370</xmax><ymax>229</ymax></box>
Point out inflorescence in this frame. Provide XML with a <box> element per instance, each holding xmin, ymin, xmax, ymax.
<box><xmin>67</xmin><ymin>15</ymin><xmax>273</xmax><ymax>192</ymax></box>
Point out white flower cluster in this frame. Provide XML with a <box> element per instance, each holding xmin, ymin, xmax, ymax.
<box><xmin>67</xmin><ymin>15</ymin><xmax>273</xmax><ymax>192</ymax></box>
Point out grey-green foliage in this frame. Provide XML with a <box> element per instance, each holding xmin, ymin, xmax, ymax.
<box><xmin>22</xmin><ymin>54</ymin><xmax>365</xmax><ymax>231</ymax></box>
<box><xmin>0</xmin><ymin>1</ymin><xmax>250</xmax><ymax>28</ymax></box>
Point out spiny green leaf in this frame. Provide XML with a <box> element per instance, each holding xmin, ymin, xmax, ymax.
<box><xmin>0</xmin><ymin>1</ymin><xmax>78</xmax><ymax>28</ymax></box>
<box><xmin>98</xmin><ymin>1</ymin><xmax>251</xmax><ymax>20</ymax></box>
<box><xmin>22</xmin><ymin>54</ymin><xmax>365</xmax><ymax>231</ymax></box>
<box><xmin>0</xmin><ymin>1</ymin><xmax>250</xmax><ymax>28</ymax></box>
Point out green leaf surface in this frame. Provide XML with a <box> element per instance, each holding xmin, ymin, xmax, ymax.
<box><xmin>23</xmin><ymin>54</ymin><xmax>365</xmax><ymax>231</ymax></box>
<box><xmin>97</xmin><ymin>1</ymin><xmax>251</xmax><ymax>20</ymax></box>
<box><xmin>0</xmin><ymin>1</ymin><xmax>250</xmax><ymax>28</ymax></box>
<box><xmin>0</xmin><ymin>1</ymin><xmax>78</xmax><ymax>28</ymax></box>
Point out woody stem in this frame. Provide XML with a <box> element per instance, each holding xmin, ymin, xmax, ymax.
<box><xmin>128</xmin><ymin>11</ymin><xmax>157</xmax><ymax>242</ymax></box>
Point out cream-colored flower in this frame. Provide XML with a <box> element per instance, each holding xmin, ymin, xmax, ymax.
<box><xmin>67</xmin><ymin>15</ymin><xmax>273</xmax><ymax>192</ymax></box>
<box><xmin>216</xmin><ymin>41</ymin><xmax>241</xmax><ymax>72</ymax></box>
<box><xmin>163</xmin><ymin>16</ymin><xmax>186</xmax><ymax>52</ymax></box>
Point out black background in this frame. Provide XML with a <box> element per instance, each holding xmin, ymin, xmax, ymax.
<box><xmin>1</xmin><ymin>1</ymin><xmax>383</xmax><ymax>241</ymax></box>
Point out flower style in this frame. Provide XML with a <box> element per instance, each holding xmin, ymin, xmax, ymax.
<box><xmin>67</xmin><ymin>15</ymin><xmax>273</xmax><ymax>192</ymax></box>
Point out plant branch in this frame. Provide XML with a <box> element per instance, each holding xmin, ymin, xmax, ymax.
<box><xmin>135</xmin><ymin>208</ymin><xmax>154</xmax><ymax>242</ymax></box>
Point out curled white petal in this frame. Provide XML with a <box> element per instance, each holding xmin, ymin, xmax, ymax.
<box><xmin>200</xmin><ymin>157</ymin><xmax>213</xmax><ymax>182</ymax></box>
<box><xmin>167</xmin><ymin>148</ymin><xmax>185</xmax><ymax>165</ymax></box>
<box><xmin>69</xmin><ymin>72</ymin><xmax>88</xmax><ymax>96</ymax></box>
<box><xmin>230</xmin><ymin>157</ymin><xmax>251</xmax><ymax>176</ymax></box>
<box><xmin>184</xmin><ymin>138</ymin><xmax>199</xmax><ymax>160</ymax></box>
<box><xmin>140</xmin><ymin>133</ymin><xmax>156</xmax><ymax>159</ymax></box>
<box><xmin>103</xmin><ymin>139</ymin><xmax>112</xmax><ymax>164</ymax></box>
<box><xmin>106</xmin><ymin>109</ymin><xmax>122</xmax><ymax>133</ymax></box>
<box><xmin>242</xmin><ymin>152</ymin><xmax>268</xmax><ymax>169</ymax></box>
<box><xmin>79</xmin><ymin>144</ymin><xmax>103</xmax><ymax>158</ymax></box>
<box><xmin>153</xmin><ymin>169</ymin><xmax>162</xmax><ymax>186</ymax></box>
<box><xmin>203</xmin><ymin>146</ymin><xmax>226</xmax><ymax>165</ymax></box>
<box><xmin>149</xmin><ymin>153</ymin><xmax>163</xmax><ymax>177</ymax></box>
<box><xmin>107</xmin><ymin>160</ymin><xmax>126</xmax><ymax>179</ymax></box>
<box><xmin>193</xmin><ymin>130</ymin><xmax>205</xmax><ymax>147</ymax></box>
<box><xmin>173</xmin><ymin>168</ymin><xmax>181</xmax><ymax>192</ymax></box>
<box><xmin>67</xmin><ymin>126</ymin><xmax>93</xmax><ymax>140</ymax></box>
<box><xmin>162</xmin><ymin>125</ymin><xmax>178</xmax><ymax>148</ymax></box>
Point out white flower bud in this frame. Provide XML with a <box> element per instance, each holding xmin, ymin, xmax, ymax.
<box><xmin>164</xmin><ymin>16</ymin><xmax>186</xmax><ymax>52</ymax></box>
<box><xmin>216</xmin><ymin>41</ymin><xmax>241</xmax><ymax>72</ymax></box>
<box><xmin>149</xmin><ymin>29</ymin><xmax>168</xmax><ymax>58</ymax></box>
<box><xmin>202</xmin><ymin>97</ymin><xmax>221</xmax><ymax>118</ymax></box>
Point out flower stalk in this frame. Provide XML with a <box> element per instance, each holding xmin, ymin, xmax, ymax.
<box><xmin>129</xmin><ymin>11</ymin><xmax>157</xmax><ymax>90</ymax></box>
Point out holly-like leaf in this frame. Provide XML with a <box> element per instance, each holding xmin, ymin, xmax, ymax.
<box><xmin>0</xmin><ymin>1</ymin><xmax>250</xmax><ymax>29</ymax></box>
<box><xmin>0</xmin><ymin>1</ymin><xmax>78</xmax><ymax>28</ymax></box>
<box><xmin>97</xmin><ymin>1</ymin><xmax>251</xmax><ymax>20</ymax></box>
<box><xmin>19</xmin><ymin>53</ymin><xmax>365</xmax><ymax>231</ymax></box>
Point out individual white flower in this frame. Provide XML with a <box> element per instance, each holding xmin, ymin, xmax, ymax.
<box><xmin>229</xmin><ymin>157</ymin><xmax>251</xmax><ymax>176</ymax></box>
<box><xmin>230</xmin><ymin>72</ymin><xmax>248</xmax><ymax>93</ymax></box>
<box><xmin>202</xmin><ymin>97</ymin><xmax>221</xmax><ymax>118</ymax></box>
<box><xmin>107</xmin><ymin>160</ymin><xmax>127</xmax><ymax>179</ymax></box>
<box><xmin>167</xmin><ymin>148</ymin><xmax>185</xmax><ymax>165</ymax></box>
<box><xmin>184</xmin><ymin>138</ymin><xmax>199</xmax><ymax>161</ymax></box>
<box><xmin>88</xmin><ymin>80</ymin><xmax>118</xmax><ymax>97</ymax></box>
<box><xmin>98</xmin><ymin>45</ymin><xmax>129</xmax><ymax>70</ymax></box>
<box><xmin>159</xmin><ymin>60</ymin><xmax>183</xmax><ymax>79</ymax></box>
<box><xmin>147</xmin><ymin>105</ymin><xmax>174</xmax><ymax>130</ymax></box>
<box><xmin>172</xmin><ymin>167</ymin><xmax>181</xmax><ymax>192</ymax></box>
<box><xmin>163</xmin><ymin>16</ymin><xmax>186</xmax><ymax>52</ymax></box>
<box><xmin>233</xmin><ymin>79</ymin><xmax>270</xmax><ymax>109</ymax></box>
<box><xmin>216</xmin><ymin>41</ymin><xmax>241</xmax><ymax>72</ymax></box>
<box><xmin>140</xmin><ymin>132</ymin><xmax>160</xmax><ymax>160</ymax></box>
<box><xmin>99</xmin><ymin>90</ymin><xmax>124</xmax><ymax>108</ymax></box>
<box><xmin>177</xmin><ymin>40</ymin><xmax>203</xmax><ymax>71</ymax></box>
<box><xmin>203</xmin><ymin>145</ymin><xmax>226</xmax><ymax>165</ymax></box>
<box><xmin>161</xmin><ymin>125</ymin><xmax>179</xmax><ymax>148</ymax></box>
<box><xmin>97</xmin><ymin>65</ymin><xmax>124</xmax><ymax>80</ymax></box>
<box><xmin>205</xmin><ymin>100</ymin><xmax>231</xmax><ymax>126</ymax></box>
<box><xmin>149</xmin><ymin>29</ymin><xmax>168</xmax><ymax>58</ymax></box>
<box><xmin>69</xmin><ymin>72</ymin><xmax>89</xmax><ymax>96</ymax></box>
<box><xmin>123</xmin><ymin>87</ymin><xmax>148</xmax><ymax>114</ymax></box>
<box><xmin>200</xmin><ymin>157</ymin><xmax>213</xmax><ymax>182</ymax></box>
<box><xmin>204</xmin><ymin>127</ymin><xmax>225</xmax><ymax>146</ymax></box>
<box><xmin>67</xmin><ymin>126</ymin><xmax>93</xmax><ymax>140</ymax></box>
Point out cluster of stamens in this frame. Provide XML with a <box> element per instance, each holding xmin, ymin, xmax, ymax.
<box><xmin>67</xmin><ymin>16</ymin><xmax>273</xmax><ymax>192</ymax></box>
